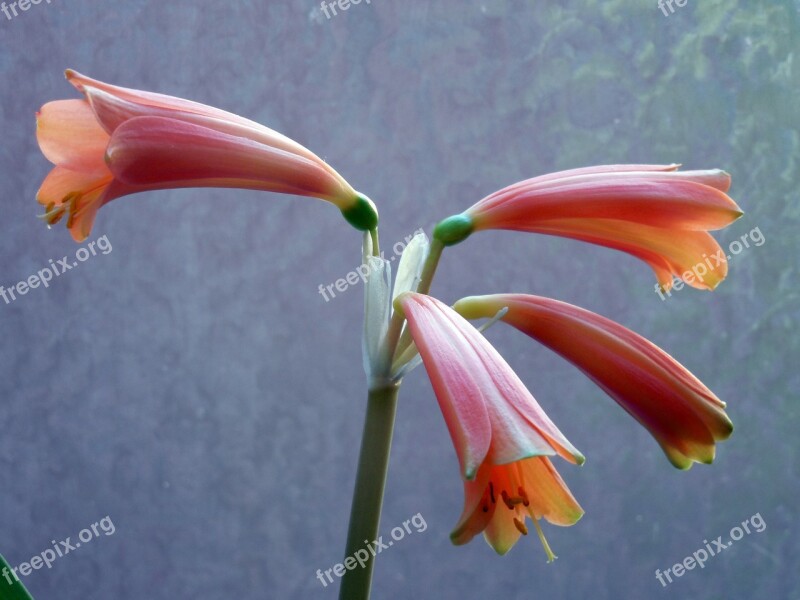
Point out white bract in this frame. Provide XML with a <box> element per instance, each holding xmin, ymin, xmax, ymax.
<box><xmin>362</xmin><ymin>231</ymin><xmax>430</xmax><ymax>388</ymax></box>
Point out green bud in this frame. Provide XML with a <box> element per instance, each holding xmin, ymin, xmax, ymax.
<box><xmin>433</xmin><ymin>214</ymin><xmax>474</xmax><ymax>246</ymax></box>
<box><xmin>341</xmin><ymin>192</ymin><xmax>379</xmax><ymax>231</ymax></box>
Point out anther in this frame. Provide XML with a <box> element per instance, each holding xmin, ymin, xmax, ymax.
<box><xmin>513</xmin><ymin>517</ymin><xmax>528</xmax><ymax>535</ymax></box>
<box><xmin>489</xmin><ymin>482</ymin><xmax>496</xmax><ymax>505</ymax></box>
<box><xmin>64</xmin><ymin>194</ymin><xmax>79</xmax><ymax>230</ymax></box>
<box><xmin>518</xmin><ymin>486</ymin><xmax>530</xmax><ymax>507</ymax></box>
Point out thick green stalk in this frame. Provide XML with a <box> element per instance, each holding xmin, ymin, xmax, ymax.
<box><xmin>0</xmin><ymin>554</ymin><xmax>35</xmax><ymax>599</ymax></box>
<box><xmin>338</xmin><ymin>383</ymin><xmax>400</xmax><ymax>600</ymax></box>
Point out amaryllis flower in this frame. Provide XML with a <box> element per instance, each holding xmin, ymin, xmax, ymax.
<box><xmin>396</xmin><ymin>292</ymin><xmax>584</xmax><ymax>557</ymax></box>
<box><xmin>36</xmin><ymin>70</ymin><xmax>376</xmax><ymax>241</ymax></box>
<box><xmin>454</xmin><ymin>294</ymin><xmax>734</xmax><ymax>469</ymax></box>
<box><xmin>433</xmin><ymin>164</ymin><xmax>743</xmax><ymax>291</ymax></box>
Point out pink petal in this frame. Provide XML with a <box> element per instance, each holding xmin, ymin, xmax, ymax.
<box><xmin>37</xmin><ymin>165</ymin><xmax>112</xmax><ymax>208</ymax></box>
<box><xmin>36</xmin><ymin>100</ymin><xmax>109</xmax><ymax>174</ymax></box>
<box><xmin>67</xmin><ymin>70</ymin><xmax>356</xmax><ymax>199</ymax></box>
<box><xmin>528</xmin><ymin>218</ymin><xmax>729</xmax><ymax>291</ymax></box>
<box><xmin>399</xmin><ymin>293</ymin><xmax>584</xmax><ymax>478</ymax></box>
<box><xmin>469</xmin><ymin>175</ymin><xmax>742</xmax><ymax>232</ymax></box>
<box><xmin>105</xmin><ymin>116</ymin><xmax>353</xmax><ymax>205</ymax></box>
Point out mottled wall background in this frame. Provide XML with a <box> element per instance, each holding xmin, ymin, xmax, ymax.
<box><xmin>1</xmin><ymin>1</ymin><xmax>797</xmax><ymax>598</ymax></box>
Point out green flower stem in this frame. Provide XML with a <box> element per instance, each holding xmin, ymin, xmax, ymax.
<box><xmin>339</xmin><ymin>383</ymin><xmax>401</xmax><ymax>600</ymax></box>
<box><xmin>416</xmin><ymin>238</ymin><xmax>444</xmax><ymax>296</ymax></box>
<box><xmin>369</xmin><ymin>228</ymin><xmax>380</xmax><ymax>257</ymax></box>
<box><xmin>0</xmin><ymin>554</ymin><xmax>35</xmax><ymax>599</ymax></box>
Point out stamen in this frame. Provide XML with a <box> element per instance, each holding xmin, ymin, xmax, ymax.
<box><xmin>513</xmin><ymin>517</ymin><xmax>528</xmax><ymax>535</ymax></box>
<box><xmin>489</xmin><ymin>482</ymin><xmax>496</xmax><ymax>504</ymax></box>
<box><xmin>38</xmin><ymin>201</ymin><xmax>67</xmax><ymax>226</ymax></box>
<box><xmin>532</xmin><ymin>517</ymin><xmax>557</xmax><ymax>563</ymax></box>
<box><xmin>501</xmin><ymin>490</ymin><xmax>527</xmax><ymax>509</ymax></box>
<box><xmin>476</xmin><ymin>306</ymin><xmax>510</xmax><ymax>334</ymax></box>
<box><xmin>64</xmin><ymin>193</ymin><xmax>79</xmax><ymax>230</ymax></box>
<box><xmin>518</xmin><ymin>486</ymin><xmax>530</xmax><ymax>507</ymax></box>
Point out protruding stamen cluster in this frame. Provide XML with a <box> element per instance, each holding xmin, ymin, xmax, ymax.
<box><xmin>480</xmin><ymin>477</ymin><xmax>557</xmax><ymax>562</ymax></box>
<box><xmin>39</xmin><ymin>193</ymin><xmax>79</xmax><ymax>228</ymax></box>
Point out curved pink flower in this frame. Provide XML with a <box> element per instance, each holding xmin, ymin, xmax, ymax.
<box><xmin>36</xmin><ymin>70</ymin><xmax>376</xmax><ymax>241</ymax></box>
<box><xmin>434</xmin><ymin>164</ymin><xmax>743</xmax><ymax>291</ymax></box>
<box><xmin>454</xmin><ymin>294</ymin><xmax>734</xmax><ymax>469</ymax></box>
<box><xmin>396</xmin><ymin>292</ymin><xmax>583</xmax><ymax>556</ymax></box>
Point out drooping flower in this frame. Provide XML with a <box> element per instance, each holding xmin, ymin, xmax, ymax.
<box><xmin>454</xmin><ymin>294</ymin><xmax>734</xmax><ymax>469</ymax></box>
<box><xmin>396</xmin><ymin>292</ymin><xmax>584</xmax><ymax>557</ymax></box>
<box><xmin>36</xmin><ymin>70</ymin><xmax>376</xmax><ymax>242</ymax></box>
<box><xmin>433</xmin><ymin>164</ymin><xmax>743</xmax><ymax>291</ymax></box>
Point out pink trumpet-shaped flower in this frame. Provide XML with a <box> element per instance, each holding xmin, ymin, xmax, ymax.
<box><xmin>454</xmin><ymin>294</ymin><xmax>734</xmax><ymax>469</ymax></box>
<box><xmin>396</xmin><ymin>292</ymin><xmax>583</xmax><ymax>557</ymax></box>
<box><xmin>35</xmin><ymin>70</ymin><xmax>376</xmax><ymax>241</ymax></box>
<box><xmin>434</xmin><ymin>164</ymin><xmax>743</xmax><ymax>291</ymax></box>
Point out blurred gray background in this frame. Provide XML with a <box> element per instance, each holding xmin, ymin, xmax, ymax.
<box><xmin>1</xmin><ymin>0</ymin><xmax>797</xmax><ymax>598</ymax></box>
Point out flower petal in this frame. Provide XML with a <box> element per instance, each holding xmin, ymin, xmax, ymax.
<box><xmin>66</xmin><ymin>185</ymin><xmax>109</xmax><ymax>243</ymax></box>
<box><xmin>450</xmin><ymin>462</ymin><xmax>495</xmax><ymax>545</ymax></box>
<box><xmin>399</xmin><ymin>294</ymin><xmax>493</xmax><ymax>478</ymax></box>
<box><xmin>399</xmin><ymin>293</ymin><xmax>584</xmax><ymax>478</ymax></box>
<box><xmin>528</xmin><ymin>218</ymin><xmax>729</xmax><ymax>291</ymax></box>
<box><xmin>483</xmin><ymin>505</ymin><xmax>523</xmax><ymax>555</ymax></box>
<box><xmin>37</xmin><ymin>165</ymin><xmax>112</xmax><ymax>208</ymax></box>
<box><xmin>105</xmin><ymin>116</ymin><xmax>353</xmax><ymax>205</ymax></box>
<box><xmin>36</xmin><ymin>100</ymin><xmax>109</xmax><ymax>174</ymax></box>
<box><xmin>519</xmin><ymin>457</ymin><xmax>583</xmax><ymax>526</ymax></box>
<box><xmin>469</xmin><ymin>175</ymin><xmax>742</xmax><ymax>232</ymax></box>
<box><xmin>67</xmin><ymin>69</ymin><xmax>280</xmax><ymax>134</ymax></box>
<box><xmin>66</xmin><ymin>70</ymin><xmax>358</xmax><ymax>196</ymax></box>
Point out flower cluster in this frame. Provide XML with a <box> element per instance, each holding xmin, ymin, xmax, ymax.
<box><xmin>35</xmin><ymin>72</ymin><xmax>741</xmax><ymax>564</ymax></box>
